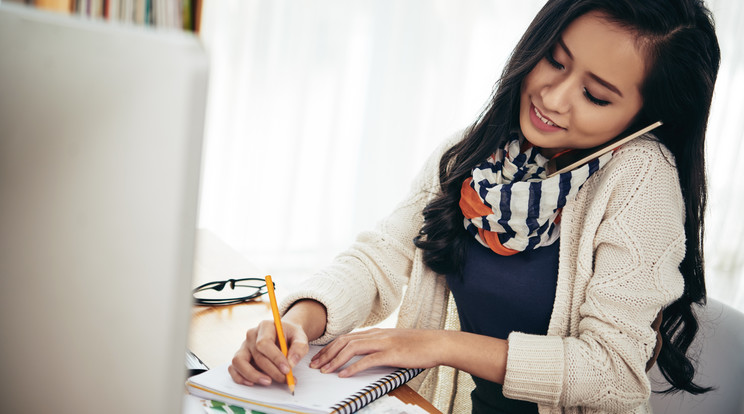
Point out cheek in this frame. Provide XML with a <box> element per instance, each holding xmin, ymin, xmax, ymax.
<box><xmin>571</xmin><ymin>108</ymin><xmax>633</xmax><ymax>145</ymax></box>
<box><xmin>523</xmin><ymin>65</ymin><xmax>548</xmax><ymax>93</ymax></box>
<box><xmin>520</xmin><ymin>75</ymin><xmax>532</xmax><ymax>101</ymax></box>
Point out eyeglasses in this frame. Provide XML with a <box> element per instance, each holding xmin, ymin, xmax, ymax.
<box><xmin>192</xmin><ymin>277</ymin><xmax>269</xmax><ymax>306</ymax></box>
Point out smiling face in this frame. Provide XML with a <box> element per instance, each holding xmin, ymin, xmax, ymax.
<box><xmin>519</xmin><ymin>11</ymin><xmax>647</xmax><ymax>158</ymax></box>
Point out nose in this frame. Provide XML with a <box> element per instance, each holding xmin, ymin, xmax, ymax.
<box><xmin>541</xmin><ymin>77</ymin><xmax>572</xmax><ymax>114</ymax></box>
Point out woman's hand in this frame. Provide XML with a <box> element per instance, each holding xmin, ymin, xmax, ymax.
<box><xmin>228</xmin><ymin>319</ymin><xmax>309</xmax><ymax>386</ymax></box>
<box><xmin>310</xmin><ymin>328</ymin><xmax>509</xmax><ymax>384</ymax></box>
<box><xmin>228</xmin><ymin>299</ymin><xmax>327</xmax><ymax>386</ymax></box>
<box><xmin>309</xmin><ymin>328</ymin><xmax>446</xmax><ymax>378</ymax></box>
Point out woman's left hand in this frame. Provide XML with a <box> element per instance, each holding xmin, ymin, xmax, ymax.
<box><xmin>309</xmin><ymin>328</ymin><xmax>446</xmax><ymax>378</ymax></box>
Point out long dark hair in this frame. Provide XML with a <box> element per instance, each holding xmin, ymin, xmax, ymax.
<box><xmin>414</xmin><ymin>0</ymin><xmax>720</xmax><ymax>395</ymax></box>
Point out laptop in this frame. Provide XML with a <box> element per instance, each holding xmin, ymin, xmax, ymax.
<box><xmin>0</xmin><ymin>4</ymin><xmax>207</xmax><ymax>413</ymax></box>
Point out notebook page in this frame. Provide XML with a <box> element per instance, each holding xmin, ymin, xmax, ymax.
<box><xmin>187</xmin><ymin>345</ymin><xmax>409</xmax><ymax>413</ymax></box>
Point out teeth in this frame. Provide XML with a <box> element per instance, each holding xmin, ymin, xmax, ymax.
<box><xmin>534</xmin><ymin>106</ymin><xmax>556</xmax><ymax>126</ymax></box>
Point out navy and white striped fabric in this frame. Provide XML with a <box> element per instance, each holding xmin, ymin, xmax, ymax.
<box><xmin>464</xmin><ymin>134</ymin><xmax>612</xmax><ymax>253</ymax></box>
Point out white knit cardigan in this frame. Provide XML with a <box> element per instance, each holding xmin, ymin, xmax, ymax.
<box><xmin>280</xmin><ymin>131</ymin><xmax>686</xmax><ymax>414</ymax></box>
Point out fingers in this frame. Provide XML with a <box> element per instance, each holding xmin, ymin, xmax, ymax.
<box><xmin>310</xmin><ymin>329</ymin><xmax>373</xmax><ymax>364</ymax></box>
<box><xmin>228</xmin><ymin>339</ymin><xmax>273</xmax><ymax>386</ymax></box>
<box><xmin>286</xmin><ymin>328</ymin><xmax>310</xmax><ymax>368</ymax></box>
<box><xmin>308</xmin><ymin>329</ymin><xmax>437</xmax><ymax>378</ymax></box>
<box><xmin>338</xmin><ymin>353</ymin><xmax>385</xmax><ymax>378</ymax></box>
<box><xmin>228</xmin><ymin>320</ymin><xmax>302</xmax><ymax>386</ymax></box>
<box><xmin>231</xmin><ymin>326</ymin><xmax>423</xmax><ymax>386</ymax></box>
<box><xmin>253</xmin><ymin>320</ymin><xmax>293</xmax><ymax>383</ymax></box>
<box><xmin>228</xmin><ymin>362</ymin><xmax>263</xmax><ymax>386</ymax></box>
<box><xmin>310</xmin><ymin>329</ymin><xmax>383</xmax><ymax>374</ymax></box>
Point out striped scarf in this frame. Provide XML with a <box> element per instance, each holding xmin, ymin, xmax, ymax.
<box><xmin>459</xmin><ymin>134</ymin><xmax>611</xmax><ymax>255</ymax></box>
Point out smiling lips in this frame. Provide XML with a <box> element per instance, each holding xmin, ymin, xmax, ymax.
<box><xmin>529</xmin><ymin>103</ymin><xmax>565</xmax><ymax>132</ymax></box>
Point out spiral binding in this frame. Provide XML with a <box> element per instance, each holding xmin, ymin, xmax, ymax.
<box><xmin>329</xmin><ymin>367</ymin><xmax>424</xmax><ymax>414</ymax></box>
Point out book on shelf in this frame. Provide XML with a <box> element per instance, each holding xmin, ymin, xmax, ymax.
<box><xmin>186</xmin><ymin>345</ymin><xmax>424</xmax><ymax>414</ymax></box>
<box><xmin>31</xmin><ymin>0</ymin><xmax>202</xmax><ymax>31</ymax></box>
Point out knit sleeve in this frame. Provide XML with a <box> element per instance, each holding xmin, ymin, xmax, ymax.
<box><xmin>503</xmin><ymin>140</ymin><xmax>686</xmax><ymax>411</ymax></box>
<box><xmin>278</xmin><ymin>130</ymin><xmax>463</xmax><ymax>344</ymax></box>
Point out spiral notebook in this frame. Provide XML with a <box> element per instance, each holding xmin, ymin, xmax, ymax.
<box><xmin>186</xmin><ymin>345</ymin><xmax>423</xmax><ymax>414</ymax></box>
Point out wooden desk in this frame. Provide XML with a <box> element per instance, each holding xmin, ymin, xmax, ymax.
<box><xmin>187</xmin><ymin>230</ymin><xmax>440</xmax><ymax>413</ymax></box>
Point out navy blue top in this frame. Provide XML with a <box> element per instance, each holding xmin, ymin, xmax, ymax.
<box><xmin>446</xmin><ymin>236</ymin><xmax>559</xmax><ymax>413</ymax></box>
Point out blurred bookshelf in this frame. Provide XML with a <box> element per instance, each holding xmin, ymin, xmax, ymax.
<box><xmin>8</xmin><ymin>0</ymin><xmax>202</xmax><ymax>32</ymax></box>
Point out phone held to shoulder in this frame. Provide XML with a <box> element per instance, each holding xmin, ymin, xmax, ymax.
<box><xmin>545</xmin><ymin>121</ymin><xmax>663</xmax><ymax>178</ymax></box>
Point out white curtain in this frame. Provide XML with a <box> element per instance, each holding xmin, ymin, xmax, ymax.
<box><xmin>701</xmin><ymin>0</ymin><xmax>744</xmax><ymax>312</ymax></box>
<box><xmin>197</xmin><ymin>0</ymin><xmax>744</xmax><ymax>312</ymax></box>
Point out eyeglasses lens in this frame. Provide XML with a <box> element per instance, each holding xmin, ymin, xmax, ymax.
<box><xmin>193</xmin><ymin>279</ymin><xmax>263</xmax><ymax>302</ymax></box>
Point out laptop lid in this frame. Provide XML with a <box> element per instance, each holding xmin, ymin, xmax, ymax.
<box><xmin>0</xmin><ymin>4</ymin><xmax>207</xmax><ymax>413</ymax></box>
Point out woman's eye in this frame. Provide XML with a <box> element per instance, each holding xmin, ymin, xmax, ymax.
<box><xmin>584</xmin><ymin>88</ymin><xmax>610</xmax><ymax>107</ymax></box>
<box><xmin>545</xmin><ymin>51</ymin><xmax>564</xmax><ymax>70</ymax></box>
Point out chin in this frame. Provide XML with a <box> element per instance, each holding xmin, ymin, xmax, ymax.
<box><xmin>519</xmin><ymin>115</ymin><xmax>546</xmax><ymax>148</ymax></box>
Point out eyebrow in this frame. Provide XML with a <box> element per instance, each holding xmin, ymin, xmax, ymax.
<box><xmin>557</xmin><ymin>38</ymin><xmax>624</xmax><ymax>98</ymax></box>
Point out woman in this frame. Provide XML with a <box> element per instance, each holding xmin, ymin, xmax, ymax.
<box><xmin>229</xmin><ymin>0</ymin><xmax>720</xmax><ymax>412</ymax></box>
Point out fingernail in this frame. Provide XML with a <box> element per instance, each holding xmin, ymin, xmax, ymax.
<box><xmin>280</xmin><ymin>364</ymin><xmax>290</xmax><ymax>374</ymax></box>
<box><xmin>339</xmin><ymin>369</ymin><xmax>349</xmax><ymax>377</ymax></box>
<box><xmin>320</xmin><ymin>364</ymin><xmax>330</xmax><ymax>373</ymax></box>
<box><xmin>290</xmin><ymin>355</ymin><xmax>300</xmax><ymax>366</ymax></box>
<box><xmin>259</xmin><ymin>377</ymin><xmax>271</xmax><ymax>386</ymax></box>
<box><xmin>309</xmin><ymin>360</ymin><xmax>318</xmax><ymax>368</ymax></box>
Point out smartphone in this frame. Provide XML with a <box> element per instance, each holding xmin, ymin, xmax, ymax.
<box><xmin>545</xmin><ymin>121</ymin><xmax>663</xmax><ymax>177</ymax></box>
<box><xmin>186</xmin><ymin>348</ymin><xmax>209</xmax><ymax>377</ymax></box>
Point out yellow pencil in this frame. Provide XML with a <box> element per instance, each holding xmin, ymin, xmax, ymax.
<box><xmin>264</xmin><ymin>275</ymin><xmax>295</xmax><ymax>395</ymax></box>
